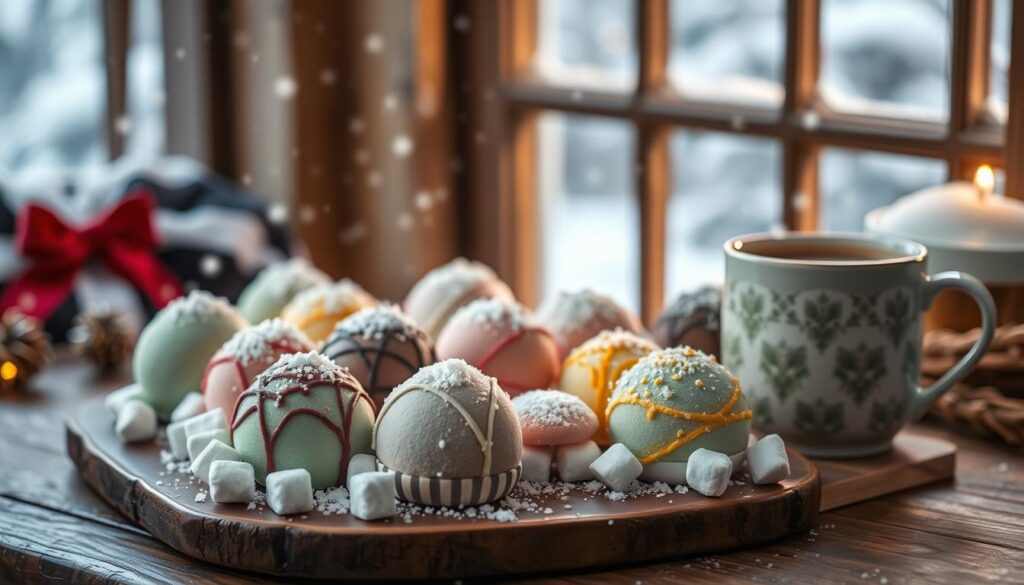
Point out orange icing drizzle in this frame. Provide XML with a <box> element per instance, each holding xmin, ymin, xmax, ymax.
<box><xmin>563</xmin><ymin>345</ymin><xmax>644</xmax><ymax>443</ymax></box>
<box><xmin>605</xmin><ymin>375</ymin><xmax>752</xmax><ymax>464</ymax></box>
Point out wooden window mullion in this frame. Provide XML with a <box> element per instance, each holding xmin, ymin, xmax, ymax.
<box><xmin>102</xmin><ymin>0</ymin><xmax>130</xmax><ymax>160</ymax></box>
<box><xmin>1005</xmin><ymin>0</ymin><xmax>1024</xmax><ymax>198</ymax></box>
<box><xmin>949</xmin><ymin>0</ymin><xmax>994</xmax><ymax>180</ymax></box>
<box><xmin>782</xmin><ymin>0</ymin><xmax>820</xmax><ymax>230</ymax></box>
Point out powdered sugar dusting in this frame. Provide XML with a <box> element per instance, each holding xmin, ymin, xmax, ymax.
<box><xmin>260</xmin><ymin>351</ymin><xmax>340</xmax><ymax>383</ymax></box>
<box><xmin>289</xmin><ymin>279</ymin><xmax>375</xmax><ymax>316</ymax></box>
<box><xmin>537</xmin><ymin>289</ymin><xmax>628</xmax><ymax>333</ymax></box>
<box><xmin>452</xmin><ymin>298</ymin><xmax>532</xmax><ymax>331</ymax></box>
<box><xmin>219</xmin><ymin>319</ymin><xmax>312</xmax><ymax>366</ymax></box>
<box><xmin>413</xmin><ymin>257</ymin><xmax>500</xmax><ymax>302</ymax></box>
<box><xmin>391</xmin><ymin>358</ymin><xmax>492</xmax><ymax>397</ymax></box>
<box><xmin>165</xmin><ymin>290</ymin><xmax>238</xmax><ymax>325</ymax></box>
<box><xmin>661</xmin><ymin>285</ymin><xmax>721</xmax><ymax>331</ymax></box>
<box><xmin>512</xmin><ymin>390</ymin><xmax>595</xmax><ymax>428</ymax></box>
<box><xmin>258</xmin><ymin>258</ymin><xmax>330</xmax><ymax>301</ymax></box>
<box><xmin>333</xmin><ymin>303</ymin><xmax>420</xmax><ymax>341</ymax></box>
<box><xmin>577</xmin><ymin>328</ymin><xmax>658</xmax><ymax>354</ymax></box>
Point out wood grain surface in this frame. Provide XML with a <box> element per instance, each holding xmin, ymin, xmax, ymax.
<box><xmin>2</xmin><ymin>356</ymin><xmax>1023</xmax><ymax>584</ymax></box>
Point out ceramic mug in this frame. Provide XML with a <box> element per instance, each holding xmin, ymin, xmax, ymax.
<box><xmin>721</xmin><ymin>232</ymin><xmax>996</xmax><ymax>458</ymax></box>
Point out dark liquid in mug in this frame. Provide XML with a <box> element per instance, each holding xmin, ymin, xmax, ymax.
<box><xmin>747</xmin><ymin>242</ymin><xmax>904</xmax><ymax>262</ymax></box>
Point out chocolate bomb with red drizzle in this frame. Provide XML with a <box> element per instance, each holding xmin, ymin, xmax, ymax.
<box><xmin>323</xmin><ymin>304</ymin><xmax>436</xmax><ymax>410</ymax></box>
<box><xmin>231</xmin><ymin>351</ymin><xmax>376</xmax><ymax>488</ymax></box>
<box><xmin>652</xmin><ymin>285</ymin><xmax>722</xmax><ymax>357</ymax></box>
<box><xmin>435</xmin><ymin>298</ymin><xmax>560</xmax><ymax>398</ymax></box>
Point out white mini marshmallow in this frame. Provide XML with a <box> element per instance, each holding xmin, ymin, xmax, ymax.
<box><xmin>346</xmin><ymin>453</ymin><xmax>378</xmax><ymax>486</ymax></box>
<box><xmin>349</xmin><ymin>471</ymin><xmax>396</xmax><ymax>521</ymax></box>
<box><xmin>166</xmin><ymin>420</ymin><xmax>190</xmax><ymax>460</ymax></box>
<box><xmin>105</xmin><ymin>385</ymin><xmax>142</xmax><ymax>416</ymax></box>
<box><xmin>266</xmin><ymin>468</ymin><xmax>314</xmax><ymax>515</ymax></box>
<box><xmin>183</xmin><ymin>408</ymin><xmax>227</xmax><ymax>441</ymax></box>
<box><xmin>747</xmin><ymin>434</ymin><xmax>790</xmax><ymax>485</ymax></box>
<box><xmin>209</xmin><ymin>460</ymin><xmax>256</xmax><ymax>503</ymax></box>
<box><xmin>556</xmin><ymin>441</ymin><xmax>601</xmax><ymax>482</ymax></box>
<box><xmin>115</xmin><ymin>399</ymin><xmax>157</xmax><ymax>443</ymax></box>
<box><xmin>590</xmin><ymin>443</ymin><xmax>642</xmax><ymax>492</ymax></box>
<box><xmin>521</xmin><ymin>446</ymin><xmax>553</xmax><ymax>483</ymax></box>
<box><xmin>171</xmin><ymin>392</ymin><xmax>206</xmax><ymax>422</ymax></box>
<box><xmin>190</xmin><ymin>440</ymin><xmax>241</xmax><ymax>483</ymax></box>
<box><xmin>640</xmin><ymin>460</ymin><xmax>687</xmax><ymax>484</ymax></box>
<box><xmin>187</xmin><ymin>428</ymin><xmax>231</xmax><ymax>461</ymax></box>
<box><xmin>686</xmin><ymin>448</ymin><xmax>733</xmax><ymax>497</ymax></box>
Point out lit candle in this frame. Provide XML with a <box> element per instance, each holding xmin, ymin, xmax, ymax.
<box><xmin>974</xmin><ymin>164</ymin><xmax>994</xmax><ymax>202</ymax></box>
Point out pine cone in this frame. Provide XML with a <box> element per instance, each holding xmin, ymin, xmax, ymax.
<box><xmin>0</xmin><ymin>310</ymin><xmax>52</xmax><ymax>393</ymax></box>
<box><xmin>70</xmin><ymin>309</ymin><xmax>135</xmax><ymax>374</ymax></box>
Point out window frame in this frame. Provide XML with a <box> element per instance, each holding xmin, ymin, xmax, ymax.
<box><xmin>462</xmin><ymin>0</ymin><xmax>1024</xmax><ymax>323</ymax></box>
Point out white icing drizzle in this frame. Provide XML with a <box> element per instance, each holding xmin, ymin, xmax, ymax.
<box><xmin>373</xmin><ymin>377</ymin><xmax>498</xmax><ymax>476</ymax></box>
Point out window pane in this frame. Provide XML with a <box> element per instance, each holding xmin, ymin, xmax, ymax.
<box><xmin>536</xmin><ymin>112</ymin><xmax>639</xmax><ymax>312</ymax></box>
<box><xmin>535</xmin><ymin>0</ymin><xmax>638</xmax><ymax>92</ymax></box>
<box><xmin>668</xmin><ymin>0</ymin><xmax>785</xmax><ymax>107</ymax></box>
<box><xmin>819</xmin><ymin>149</ymin><xmax>945</xmax><ymax>232</ymax></box>
<box><xmin>0</xmin><ymin>0</ymin><xmax>107</xmax><ymax>171</ymax></box>
<box><xmin>666</xmin><ymin>131</ymin><xmax>782</xmax><ymax>295</ymax></box>
<box><xmin>125</xmin><ymin>0</ymin><xmax>166</xmax><ymax>157</ymax></box>
<box><xmin>988</xmin><ymin>0</ymin><xmax>1011</xmax><ymax>123</ymax></box>
<box><xmin>819</xmin><ymin>0</ymin><xmax>951</xmax><ymax>122</ymax></box>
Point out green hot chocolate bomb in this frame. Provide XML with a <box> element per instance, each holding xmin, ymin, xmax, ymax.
<box><xmin>236</xmin><ymin>258</ymin><xmax>330</xmax><ymax>324</ymax></box>
<box><xmin>134</xmin><ymin>291</ymin><xmax>246</xmax><ymax>419</ymax></box>
<box><xmin>607</xmin><ymin>346</ymin><xmax>751</xmax><ymax>464</ymax></box>
<box><xmin>231</xmin><ymin>351</ymin><xmax>375</xmax><ymax>488</ymax></box>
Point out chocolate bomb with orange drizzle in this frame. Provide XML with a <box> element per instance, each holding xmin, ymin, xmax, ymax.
<box><xmin>322</xmin><ymin>304</ymin><xmax>436</xmax><ymax>410</ymax></box>
<box><xmin>231</xmin><ymin>351</ymin><xmax>376</xmax><ymax>488</ymax></box>
<box><xmin>652</xmin><ymin>285</ymin><xmax>722</xmax><ymax>357</ymax></box>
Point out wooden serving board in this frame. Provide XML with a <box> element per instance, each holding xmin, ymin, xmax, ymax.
<box><xmin>816</xmin><ymin>431</ymin><xmax>957</xmax><ymax>512</ymax></box>
<box><xmin>66</xmin><ymin>396</ymin><xmax>819</xmax><ymax>580</ymax></box>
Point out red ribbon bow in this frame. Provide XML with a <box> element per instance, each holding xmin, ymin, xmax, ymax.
<box><xmin>0</xmin><ymin>190</ymin><xmax>184</xmax><ymax>321</ymax></box>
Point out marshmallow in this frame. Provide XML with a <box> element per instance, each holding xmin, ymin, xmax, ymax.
<box><xmin>640</xmin><ymin>460</ymin><xmax>687</xmax><ymax>484</ymax></box>
<box><xmin>349</xmin><ymin>471</ymin><xmax>396</xmax><ymax>521</ymax></box>
<box><xmin>105</xmin><ymin>385</ymin><xmax>142</xmax><ymax>416</ymax></box>
<box><xmin>590</xmin><ymin>443</ymin><xmax>642</xmax><ymax>492</ymax></box>
<box><xmin>521</xmin><ymin>446</ymin><xmax>553</xmax><ymax>483</ymax></box>
<box><xmin>183</xmin><ymin>408</ymin><xmax>227</xmax><ymax>441</ymax></box>
<box><xmin>747</xmin><ymin>434</ymin><xmax>790</xmax><ymax>485</ymax></box>
<box><xmin>190</xmin><ymin>440</ymin><xmax>241</xmax><ymax>483</ymax></box>
<box><xmin>686</xmin><ymin>448</ymin><xmax>733</xmax><ymax>497</ymax></box>
<box><xmin>187</xmin><ymin>428</ymin><xmax>231</xmax><ymax>461</ymax></box>
<box><xmin>166</xmin><ymin>420</ymin><xmax>190</xmax><ymax>460</ymax></box>
<box><xmin>115</xmin><ymin>399</ymin><xmax>157</xmax><ymax>443</ymax></box>
<box><xmin>266</xmin><ymin>469</ymin><xmax>314</xmax><ymax>515</ymax></box>
<box><xmin>555</xmin><ymin>441</ymin><xmax>601</xmax><ymax>482</ymax></box>
<box><xmin>346</xmin><ymin>453</ymin><xmax>378</xmax><ymax>486</ymax></box>
<box><xmin>171</xmin><ymin>392</ymin><xmax>206</xmax><ymax>422</ymax></box>
<box><xmin>209</xmin><ymin>460</ymin><xmax>256</xmax><ymax>503</ymax></box>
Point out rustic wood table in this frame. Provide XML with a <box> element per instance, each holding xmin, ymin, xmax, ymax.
<box><xmin>2</xmin><ymin>357</ymin><xmax>1023</xmax><ymax>584</ymax></box>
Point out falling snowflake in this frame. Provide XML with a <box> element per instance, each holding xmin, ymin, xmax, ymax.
<box><xmin>355</xmin><ymin>149</ymin><xmax>370</xmax><ymax>165</ymax></box>
<box><xmin>320</xmin><ymin>68</ymin><xmax>336</xmax><ymax>86</ymax></box>
<box><xmin>241</xmin><ymin>174</ymin><xmax>253</xmax><ymax>185</ymax></box>
<box><xmin>414</xmin><ymin>191</ymin><xmax>432</xmax><ymax>211</ymax></box>
<box><xmin>365</xmin><ymin>34</ymin><xmax>384</xmax><ymax>54</ymax></box>
<box><xmin>392</xmin><ymin>135</ymin><xmax>414</xmax><ymax>158</ymax></box>
<box><xmin>267</xmin><ymin>203</ymin><xmax>289</xmax><ymax>224</ymax></box>
<box><xmin>340</xmin><ymin>222</ymin><xmax>368</xmax><ymax>245</ymax></box>
<box><xmin>367</xmin><ymin>171</ymin><xmax>382</xmax><ymax>188</ymax></box>
<box><xmin>275</xmin><ymin>76</ymin><xmax>297</xmax><ymax>99</ymax></box>
<box><xmin>299</xmin><ymin>205</ymin><xmax>316</xmax><ymax>224</ymax></box>
<box><xmin>454</xmin><ymin>15</ymin><xmax>471</xmax><ymax>32</ymax></box>
<box><xmin>114</xmin><ymin>115</ymin><xmax>132</xmax><ymax>136</ymax></box>
<box><xmin>793</xmin><ymin>192</ymin><xmax>811</xmax><ymax>211</ymax></box>
<box><xmin>174</xmin><ymin>47</ymin><xmax>186</xmax><ymax>60</ymax></box>
<box><xmin>397</xmin><ymin>212</ymin><xmax>413</xmax><ymax>231</ymax></box>
<box><xmin>383</xmin><ymin>94</ymin><xmax>399</xmax><ymax>111</ymax></box>
<box><xmin>200</xmin><ymin>255</ymin><xmax>222</xmax><ymax>278</ymax></box>
<box><xmin>349</xmin><ymin>118</ymin><xmax>364</xmax><ymax>134</ymax></box>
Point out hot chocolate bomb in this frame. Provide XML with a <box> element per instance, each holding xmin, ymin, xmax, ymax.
<box><xmin>323</xmin><ymin>304</ymin><xmax>435</xmax><ymax>409</ymax></box>
<box><xmin>404</xmin><ymin>257</ymin><xmax>515</xmax><ymax>339</ymax></box>
<box><xmin>536</xmin><ymin>289</ymin><xmax>646</xmax><ymax>361</ymax></box>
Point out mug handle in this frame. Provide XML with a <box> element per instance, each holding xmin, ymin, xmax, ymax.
<box><xmin>906</xmin><ymin>271</ymin><xmax>997</xmax><ymax>421</ymax></box>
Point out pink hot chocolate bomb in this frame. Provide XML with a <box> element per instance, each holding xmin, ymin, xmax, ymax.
<box><xmin>201</xmin><ymin>319</ymin><xmax>315</xmax><ymax>419</ymax></box>
<box><xmin>435</xmin><ymin>299</ymin><xmax>560</xmax><ymax>398</ymax></box>
<box><xmin>512</xmin><ymin>390</ymin><xmax>598</xmax><ymax>446</ymax></box>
